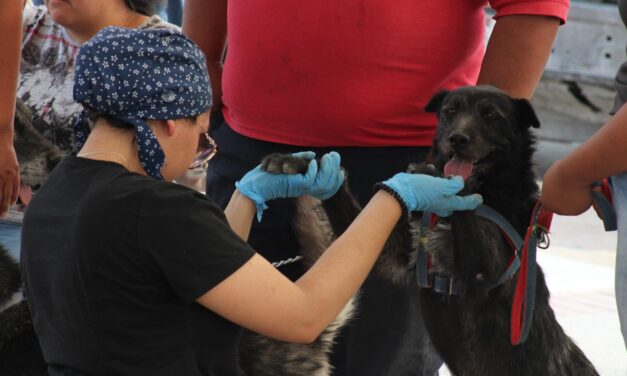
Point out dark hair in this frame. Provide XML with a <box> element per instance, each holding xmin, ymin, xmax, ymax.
<box><xmin>124</xmin><ymin>0</ymin><xmax>165</xmax><ymax>17</ymax></box>
<box><xmin>87</xmin><ymin>111</ymin><xmax>135</xmax><ymax>131</ymax></box>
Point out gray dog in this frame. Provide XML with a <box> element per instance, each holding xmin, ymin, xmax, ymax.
<box><xmin>0</xmin><ymin>100</ymin><xmax>62</xmax><ymax>375</ymax></box>
<box><xmin>13</xmin><ymin>99</ymin><xmax>63</xmax><ymax>190</ymax></box>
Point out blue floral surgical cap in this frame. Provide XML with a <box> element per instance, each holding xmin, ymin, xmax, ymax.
<box><xmin>73</xmin><ymin>26</ymin><xmax>212</xmax><ymax>180</ymax></box>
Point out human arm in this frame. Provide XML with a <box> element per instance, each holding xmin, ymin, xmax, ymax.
<box><xmin>199</xmin><ymin>190</ymin><xmax>402</xmax><ymax>343</ymax></box>
<box><xmin>182</xmin><ymin>0</ymin><xmax>227</xmax><ymax>113</ymax></box>
<box><xmin>541</xmin><ymin>104</ymin><xmax>627</xmax><ymax>215</ymax></box>
<box><xmin>477</xmin><ymin>14</ymin><xmax>561</xmax><ymax>99</ymax></box>
<box><xmin>198</xmin><ymin>174</ymin><xmax>481</xmax><ymax>343</ymax></box>
<box><xmin>0</xmin><ymin>1</ymin><xmax>23</xmax><ymax>217</ymax></box>
<box><xmin>224</xmin><ymin>189</ymin><xmax>256</xmax><ymax>242</ymax></box>
<box><xmin>225</xmin><ymin>151</ymin><xmax>344</xmax><ymax>237</ymax></box>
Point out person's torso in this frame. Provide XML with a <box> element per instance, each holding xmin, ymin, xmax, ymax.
<box><xmin>20</xmin><ymin>158</ymin><xmax>242</xmax><ymax>376</ymax></box>
<box><xmin>222</xmin><ymin>0</ymin><xmax>488</xmax><ymax>147</ymax></box>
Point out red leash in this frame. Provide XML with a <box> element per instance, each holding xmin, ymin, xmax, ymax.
<box><xmin>510</xmin><ymin>201</ymin><xmax>553</xmax><ymax>345</ymax></box>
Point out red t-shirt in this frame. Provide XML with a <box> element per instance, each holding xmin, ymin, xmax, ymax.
<box><xmin>222</xmin><ymin>0</ymin><xmax>568</xmax><ymax>147</ymax></box>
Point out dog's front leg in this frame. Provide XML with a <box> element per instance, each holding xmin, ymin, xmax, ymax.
<box><xmin>449</xmin><ymin>212</ymin><xmax>510</xmax><ymax>299</ymax></box>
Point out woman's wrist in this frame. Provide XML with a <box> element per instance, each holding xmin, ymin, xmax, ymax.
<box><xmin>225</xmin><ymin>190</ymin><xmax>257</xmax><ymax>240</ymax></box>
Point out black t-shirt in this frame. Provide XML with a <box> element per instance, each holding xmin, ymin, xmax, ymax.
<box><xmin>20</xmin><ymin>157</ymin><xmax>255</xmax><ymax>376</ymax></box>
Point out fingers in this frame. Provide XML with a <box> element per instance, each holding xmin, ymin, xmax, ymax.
<box><xmin>291</xmin><ymin>151</ymin><xmax>316</xmax><ymax>160</ymax></box>
<box><xmin>0</xmin><ymin>182</ymin><xmax>10</xmax><ymax>218</ymax></box>
<box><xmin>11</xmin><ymin>174</ymin><xmax>19</xmax><ymax>206</ymax></box>
<box><xmin>455</xmin><ymin>193</ymin><xmax>483</xmax><ymax>210</ymax></box>
<box><xmin>318</xmin><ymin>151</ymin><xmax>341</xmax><ymax>182</ymax></box>
<box><xmin>437</xmin><ymin>175</ymin><xmax>464</xmax><ymax>195</ymax></box>
<box><xmin>303</xmin><ymin>158</ymin><xmax>318</xmax><ymax>183</ymax></box>
<box><xmin>433</xmin><ymin>193</ymin><xmax>483</xmax><ymax>217</ymax></box>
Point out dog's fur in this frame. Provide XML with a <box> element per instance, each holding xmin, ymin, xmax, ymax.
<box><xmin>416</xmin><ymin>86</ymin><xmax>598</xmax><ymax>375</ymax></box>
<box><xmin>0</xmin><ymin>245</ymin><xmax>47</xmax><ymax>375</ymax></box>
<box><xmin>2</xmin><ymin>89</ymin><xmax>597</xmax><ymax>375</ymax></box>
<box><xmin>13</xmin><ymin>99</ymin><xmax>63</xmax><ymax>189</ymax></box>
<box><xmin>0</xmin><ymin>100</ymin><xmax>61</xmax><ymax>375</ymax></box>
<box><xmin>245</xmin><ymin>86</ymin><xmax>598</xmax><ymax>375</ymax></box>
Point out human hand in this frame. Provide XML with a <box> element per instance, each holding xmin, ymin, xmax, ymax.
<box><xmin>306</xmin><ymin>151</ymin><xmax>345</xmax><ymax>200</ymax></box>
<box><xmin>540</xmin><ymin>160</ymin><xmax>593</xmax><ymax>215</ymax></box>
<box><xmin>236</xmin><ymin>152</ymin><xmax>318</xmax><ymax>221</ymax></box>
<box><xmin>379</xmin><ymin>174</ymin><xmax>482</xmax><ymax>216</ymax></box>
<box><xmin>0</xmin><ymin>141</ymin><xmax>20</xmax><ymax>218</ymax></box>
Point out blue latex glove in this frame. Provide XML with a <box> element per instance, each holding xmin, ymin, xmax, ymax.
<box><xmin>380</xmin><ymin>174</ymin><xmax>482</xmax><ymax>216</ymax></box>
<box><xmin>307</xmin><ymin>151</ymin><xmax>345</xmax><ymax>200</ymax></box>
<box><xmin>236</xmin><ymin>152</ymin><xmax>318</xmax><ymax>221</ymax></box>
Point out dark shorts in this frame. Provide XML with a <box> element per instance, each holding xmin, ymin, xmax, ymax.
<box><xmin>205</xmin><ymin>113</ymin><xmax>442</xmax><ymax>375</ymax></box>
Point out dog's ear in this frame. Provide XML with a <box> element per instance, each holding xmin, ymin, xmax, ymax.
<box><xmin>513</xmin><ymin>99</ymin><xmax>540</xmax><ymax>129</ymax></box>
<box><xmin>424</xmin><ymin>90</ymin><xmax>450</xmax><ymax>113</ymax></box>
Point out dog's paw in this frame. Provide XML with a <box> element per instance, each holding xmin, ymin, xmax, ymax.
<box><xmin>261</xmin><ymin>153</ymin><xmax>311</xmax><ymax>175</ymax></box>
<box><xmin>407</xmin><ymin>162</ymin><xmax>441</xmax><ymax>177</ymax></box>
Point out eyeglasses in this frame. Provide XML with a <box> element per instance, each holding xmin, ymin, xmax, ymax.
<box><xmin>189</xmin><ymin>133</ymin><xmax>218</xmax><ymax>170</ymax></box>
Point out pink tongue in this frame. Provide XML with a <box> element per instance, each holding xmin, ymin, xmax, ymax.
<box><xmin>19</xmin><ymin>184</ymin><xmax>33</xmax><ymax>206</ymax></box>
<box><xmin>444</xmin><ymin>155</ymin><xmax>473</xmax><ymax>181</ymax></box>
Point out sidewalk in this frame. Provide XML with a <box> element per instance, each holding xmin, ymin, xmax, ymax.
<box><xmin>542</xmin><ymin>208</ymin><xmax>625</xmax><ymax>375</ymax></box>
<box><xmin>440</xmin><ymin>207</ymin><xmax>626</xmax><ymax>375</ymax></box>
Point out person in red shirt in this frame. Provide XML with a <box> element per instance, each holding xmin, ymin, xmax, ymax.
<box><xmin>183</xmin><ymin>2</ymin><xmax>569</xmax><ymax>374</ymax></box>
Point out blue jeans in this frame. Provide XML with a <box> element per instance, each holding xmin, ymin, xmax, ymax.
<box><xmin>612</xmin><ymin>173</ymin><xmax>627</xmax><ymax>349</ymax></box>
<box><xmin>159</xmin><ymin>0</ymin><xmax>183</xmax><ymax>26</ymax></box>
<box><xmin>0</xmin><ymin>220</ymin><xmax>22</xmax><ymax>261</ymax></box>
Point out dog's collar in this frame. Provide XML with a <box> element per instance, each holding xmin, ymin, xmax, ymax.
<box><xmin>0</xmin><ymin>291</ymin><xmax>25</xmax><ymax>315</ymax></box>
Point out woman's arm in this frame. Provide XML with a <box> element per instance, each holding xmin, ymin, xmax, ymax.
<box><xmin>197</xmin><ymin>190</ymin><xmax>403</xmax><ymax>343</ymax></box>
<box><xmin>478</xmin><ymin>15</ymin><xmax>560</xmax><ymax>99</ymax></box>
<box><xmin>0</xmin><ymin>1</ymin><xmax>22</xmax><ymax>217</ymax></box>
<box><xmin>224</xmin><ymin>190</ymin><xmax>256</xmax><ymax>242</ymax></box>
<box><xmin>541</xmin><ymin>104</ymin><xmax>627</xmax><ymax>215</ymax></box>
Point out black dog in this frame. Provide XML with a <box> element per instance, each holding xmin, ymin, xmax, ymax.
<box><xmin>0</xmin><ymin>100</ymin><xmax>61</xmax><ymax>375</ymax></box>
<box><xmin>416</xmin><ymin>86</ymin><xmax>598</xmax><ymax>375</ymax></box>
<box><xmin>0</xmin><ymin>244</ymin><xmax>46</xmax><ymax>376</ymax></box>
<box><xmin>249</xmin><ymin>86</ymin><xmax>597</xmax><ymax>375</ymax></box>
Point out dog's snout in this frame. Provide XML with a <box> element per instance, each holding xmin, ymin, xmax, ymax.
<box><xmin>448</xmin><ymin>132</ymin><xmax>469</xmax><ymax>151</ymax></box>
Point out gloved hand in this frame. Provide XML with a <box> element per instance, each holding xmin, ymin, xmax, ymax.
<box><xmin>236</xmin><ymin>152</ymin><xmax>318</xmax><ymax>221</ymax></box>
<box><xmin>307</xmin><ymin>151</ymin><xmax>345</xmax><ymax>200</ymax></box>
<box><xmin>379</xmin><ymin>174</ymin><xmax>482</xmax><ymax>216</ymax></box>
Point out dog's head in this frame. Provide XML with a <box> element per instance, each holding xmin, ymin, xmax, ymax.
<box><xmin>13</xmin><ymin>100</ymin><xmax>63</xmax><ymax>190</ymax></box>
<box><xmin>424</xmin><ymin>85</ymin><xmax>539</xmax><ymax>192</ymax></box>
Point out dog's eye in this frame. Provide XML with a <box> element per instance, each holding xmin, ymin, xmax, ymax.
<box><xmin>482</xmin><ymin>111</ymin><xmax>498</xmax><ymax>120</ymax></box>
<box><xmin>443</xmin><ymin>107</ymin><xmax>456</xmax><ymax>116</ymax></box>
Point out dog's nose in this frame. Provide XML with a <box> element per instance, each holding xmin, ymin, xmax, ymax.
<box><xmin>448</xmin><ymin>132</ymin><xmax>469</xmax><ymax>151</ymax></box>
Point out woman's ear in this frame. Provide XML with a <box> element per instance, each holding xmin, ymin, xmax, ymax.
<box><xmin>165</xmin><ymin>119</ymin><xmax>177</xmax><ymax>136</ymax></box>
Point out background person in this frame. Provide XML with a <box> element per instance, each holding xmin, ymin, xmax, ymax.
<box><xmin>182</xmin><ymin>1</ymin><xmax>569</xmax><ymax>374</ymax></box>
<box><xmin>20</xmin><ymin>27</ymin><xmax>482</xmax><ymax>375</ymax></box>
<box><xmin>0</xmin><ymin>2</ymin><xmax>22</xmax><ymax>219</ymax></box>
<box><xmin>0</xmin><ymin>0</ymin><xmax>174</xmax><ymax>261</ymax></box>
<box><xmin>541</xmin><ymin>0</ymin><xmax>627</xmax><ymax>350</ymax></box>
